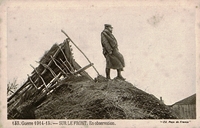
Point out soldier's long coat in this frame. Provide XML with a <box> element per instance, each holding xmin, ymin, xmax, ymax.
<box><xmin>101</xmin><ymin>29</ymin><xmax>125</xmax><ymax>70</ymax></box>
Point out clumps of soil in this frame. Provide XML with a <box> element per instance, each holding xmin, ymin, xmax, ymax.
<box><xmin>35</xmin><ymin>76</ymin><xmax>178</xmax><ymax>119</ymax></box>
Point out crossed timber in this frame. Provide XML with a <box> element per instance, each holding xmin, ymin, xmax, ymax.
<box><xmin>7</xmin><ymin>32</ymin><xmax>97</xmax><ymax>118</ymax></box>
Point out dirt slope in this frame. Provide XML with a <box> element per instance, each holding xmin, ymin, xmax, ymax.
<box><xmin>35</xmin><ymin>76</ymin><xmax>178</xmax><ymax>119</ymax></box>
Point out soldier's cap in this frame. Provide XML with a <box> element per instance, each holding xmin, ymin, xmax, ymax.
<box><xmin>104</xmin><ymin>24</ymin><xmax>113</xmax><ymax>28</ymax></box>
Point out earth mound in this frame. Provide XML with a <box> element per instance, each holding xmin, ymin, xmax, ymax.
<box><xmin>34</xmin><ymin>76</ymin><xmax>177</xmax><ymax>119</ymax></box>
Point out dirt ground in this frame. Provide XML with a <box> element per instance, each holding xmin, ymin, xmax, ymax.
<box><xmin>35</xmin><ymin>76</ymin><xmax>178</xmax><ymax>119</ymax></box>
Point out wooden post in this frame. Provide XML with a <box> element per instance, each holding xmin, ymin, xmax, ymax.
<box><xmin>57</xmin><ymin>45</ymin><xmax>68</xmax><ymax>63</ymax></box>
<box><xmin>61</xmin><ymin>30</ymin><xmax>100</xmax><ymax>75</ymax></box>
<box><xmin>36</xmin><ymin>61</ymin><xmax>57</xmax><ymax>77</ymax></box>
<box><xmin>8</xmin><ymin>44</ymin><xmax>64</xmax><ymax>102</ymax></box>
<box><xmin>62</xmin><ymin>57</ymin><xmax>74</xmax><ymax>73</ymax></box>
<box><xmin>27</xmin><ymin>74</ymin><xmax>38</xmax><ymax>89</ymax></box>
<box><xmin>63</xmin><ymin>39</ymin><xmax>75</xmax><ymax>71</ymax></box>
<box><xmin>58</xmin><ymin>44</ymin><xmax>75</xmax><ymax>71</ymax></box>
<box><xmin>46</xmin><ymin>72</ymin><xmax>61</xmax><ymax>89</ymax></box>
<box><xmin>50</xmin><ymin>56</ymin><xmax>66</xmax><ymax>75</ymax></box>
<box><xmin>59</xmin><ymin>58</ymin><xmax>73</xmax><ymax>74</ymax></box>
<box><xmin>38</xmin><ymin>43</ymin><xmax>63</xmax><ymax>77</ymax></box>
<box><xmin>30</xmin><ymin>65</ymin><xmax>48</xmax><ymax>91</ymax></box>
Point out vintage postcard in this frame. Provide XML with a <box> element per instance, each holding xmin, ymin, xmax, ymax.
<box><xmin>0</xmin><ymin>0</ymin><xmax>200</xmax><ymax>127</ymax></box>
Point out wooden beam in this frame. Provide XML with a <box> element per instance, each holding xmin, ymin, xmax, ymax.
<box><xmin>62</xmin><ymin>57</ymin><xmax>75</xmax><ymax>72</ymax></box>
<box><xmin>61</xmin><ymin>30</ymin><xmax>100</xmax><ymax>75</ymax></box>
<box><xmin>57</xmin><ymin>45</ymin><xmax>68</xmax><ymax>63</ymax></box>
<box><xmin>39</xmin><ymin>46</ymin><xmax>61</xmax><ymax>75</ymax></box>
<box><xmin>73</xmin><ymin>63</ymin><xmax>93</xmax><ymax>75</ymax></box>
<box><xmin>36</xmin><ymin>61</ymin><xmax>57</xmax><ymax>78</ymax></box>
<box><xmin>61</xmin><ymin>40</ymin><xmax>75</xmax><ymax>71</ymax></box>
<box><xmin>7</xmin><ymin>81</ymin><xmax>30</xmax><ymax>102</ymax></box>
<box><xmin>72</xmin><ymin>59</ymin><xmax>93</xmax><ymax>80</ymax></box>
<box><xmin>27</xmin><ymin>74</ymin><xmax>38</xmax><ymax>89</ymax></box>
<box><xmin>8</xmin><ymin>84</ymin><xmax>33</xmax><ymax>106</ymax></box>
<box><xmin>59</xmin><ymin>58</ymin><xmax>73</xmax><ymax>74</ymax></box>
<box><xmin>8</xmin><ymin>44</ymin><xmax>64</xmax><ymax>102</ymax></box>
<box><xmin>50</xmin><ymin>56</ymin><xmax>66</xmax><ymax>75</ymax></box>
<box><xmin>53</xmin><ymin>58</ymin><xmax>69</xmax><ymax>74</ymax></box>
<box><xmin>30</xmin><ymin>65</ymin><xmax>48</xmax><ymax>91</ymax></box>
<box><xmin>46</xmin><ymin>72</ymin><xmax>61</xmax><ymax>89</ymax></box>
<box><xmin>29</xmin><ymin>47</ymin><xmax>62</xmax><ymax>89</ymax></box>
<box><xmin>58</xmin><ymin>44</ymin><xmax>75</xmax><ymax>72</ymax></box>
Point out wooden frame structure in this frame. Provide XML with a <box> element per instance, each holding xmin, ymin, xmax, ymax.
<box><xmin>7</xmin><ymin>36</ymin><xmax>94</xmax><ymax>119</ymax></box>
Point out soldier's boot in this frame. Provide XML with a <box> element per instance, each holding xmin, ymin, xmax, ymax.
<box><xmin>106</xmin><ymin>68</ymin><xmax>111</xmax><ymax>79</ymax></box>
<box><xmin>117</xmin><ymin>69</ymin><xmax>126</xmax><ymax>80</ymax></box>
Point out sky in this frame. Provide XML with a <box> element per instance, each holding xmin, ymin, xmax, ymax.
<box><xmin>6</xmin><ymin>1</ymin><xmax>197</xmax><ymax>105</ymax></box>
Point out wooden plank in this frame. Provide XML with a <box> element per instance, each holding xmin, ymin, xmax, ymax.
<box><xmin>73</xmin><ymin>63</ymin><xmax>94</xmax><ymax>75</ymax></box>
<box><xmin>72</xmin><ymin>59</ymin><xmax>93</xmax><ymax>80</ymax></box>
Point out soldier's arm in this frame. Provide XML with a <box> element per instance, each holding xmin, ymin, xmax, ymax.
<box><xmin>101</xmin><ymin>33</ymin><xmax>113</xmax><ymax>54</ymax></box>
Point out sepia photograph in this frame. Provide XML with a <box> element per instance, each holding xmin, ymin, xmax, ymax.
<box><xmin>0</xmin><ymin>0</ymin><xmax>200</xmax><ymax>127</ymax></box>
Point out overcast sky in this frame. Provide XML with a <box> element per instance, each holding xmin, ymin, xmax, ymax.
<box><xmin>6</xmin><ymin>1</ymin><xmax>197</xmax><ymax>105</ymax></box>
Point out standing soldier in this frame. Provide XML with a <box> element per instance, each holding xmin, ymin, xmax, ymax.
<box><xmin>101</xmin><ymin>24</ymin><xmax>125</xmax><ymax>80</ymax></box>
